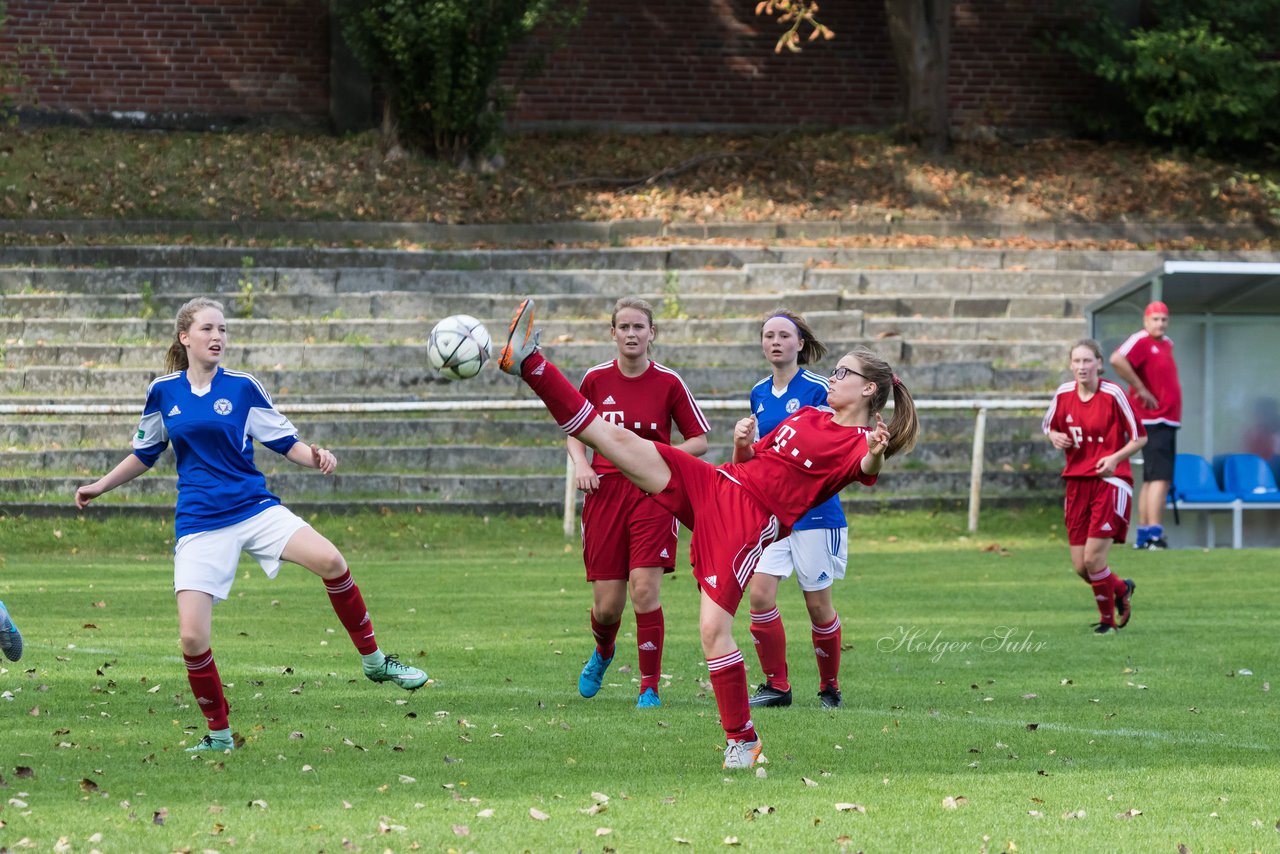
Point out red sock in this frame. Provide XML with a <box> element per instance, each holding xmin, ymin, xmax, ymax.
<box><xmin>590</xmin><ymin>610</ymin><xmax>619</xmax><ymax>660</ymax></box>
<box><xmin>325</xmin><ymin>570</ymin><xmax>378</xmax><ymax>655</ymax></box>
<box><xmin>748</xmin><ymin>608</ymin><xmax>790</xmax><ymax>691</ymax></box>
<box><xmin>635</xmin><ymin>607</ymin><xmax>664</xmax><ymax>692</ymax></box>
<box><xmin>1088</xmin><ymin>567</ymin><xmax>1116</xmax><ymax>625</ymax></box>
<box><xmin>1110</xmin><ymin>573</ymin><xmax>1129</xmax><ymax>597</ymax></box>
<box><xmin>521</xmin><ymin>351</ymin><xmax>598</xmax><ymax>437</ymax></box>
<box><xmin>812</xmin><ymin>615</ymin><xmax>841</xmax><ymax>690</ymax></box>
<box><xmin>708</xmin><ymin>650</ymin><xmax>756</xmax><ymax>742</ymax></box>
<box><xmin>184</xmin><ymin>648</ymin><xmax>229</xmax><ymax>731</ymax></box>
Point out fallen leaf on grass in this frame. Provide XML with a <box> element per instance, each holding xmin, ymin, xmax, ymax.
<box><xmin>1063</xmin><ymin>809</ymin><xmax>1086</xmax><ymax>819</ymax></box>
<box><xmin>802</xmin><ymin>777</ymin><xmax>818</xmax><ymax>787</ymax></box>
<box><xmin>1117</xmin><ymin>808</ymin><xmax>1142</xmax><ymax>819</ymax></box>
<box><xmin>152</xmin><ymin>808</ymin><xmax>168</xmax><ymax>825</ymax></box>
<box><xmin>529</xmin><ymin>808</ymin><xmax>549</xmax><ymax>821</ymax></box>
<box><xmin>79</xmin><ymin>778</ymin><xmax>99</xmax><ymax>792</ymax></box>
<box><xmin>249</xmin><ymin>799</ymin><xmax>268</xmax><ymax>809</ymax></box>
<box><xmin>724</xmin><ymin>837</ymin><xmax>740</xmax><ymax>845</ymax></box>
<box><xmin>835</xmin><ymin>803</ymin><xmax>866</xmax><ymax>813</ymax></box>
<box><xmin>476</xmin><ymin>808</ymin><xmax>494</xmax><ymax>818</ymax></box>
<box><xmin>596</xmin><ymin>827</ymin><xmax>613</xmax><ymax>836</ymax></box>
<box><xmin>452</xmin><ymin>824</ymin><xmax>470</xmax><ymax>836</ymax></box>
<box><xmin>942</xmin><ymin>796</ymin><xmax>968</xmax><ymax>809</ymax></box>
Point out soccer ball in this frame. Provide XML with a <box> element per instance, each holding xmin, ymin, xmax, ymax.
<box><xmin>427</xmin><ymin>314</ymin><xmax>492</xmax><ymax>380</ymax></box>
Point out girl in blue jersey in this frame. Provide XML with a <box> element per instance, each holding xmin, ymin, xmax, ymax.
<box><xmin>744</xmin><ymin>311</ymin><xmax>848</xmax><ymax>709</ymax></box>
<box><xmin>74</xmin><ymin>297</ymin><xmax>427</xmax><ymax>752</ymax></box>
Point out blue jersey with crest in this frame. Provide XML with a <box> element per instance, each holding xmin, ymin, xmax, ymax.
<box><xmin>131</xmin><ymin>366</ymin><xmax>300</xmax><ymax>539</ymax></box>
<box><xmin>749</xmin><ymin>369</ymin><xmax>847</xmax><ymax>530</ymax></box>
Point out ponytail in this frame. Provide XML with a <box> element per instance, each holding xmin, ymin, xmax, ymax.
<box><xmin>885</xmin><ymin>376</ymin><xmax>919</xmax><ymax>459</ymax></box>
<box><xmin>847</xmin><ymin>345</ymin><xmax>919</xmax><ymax>458</ymax></box>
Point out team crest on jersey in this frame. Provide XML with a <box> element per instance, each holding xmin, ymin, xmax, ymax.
<box><xmin>213</xmin><ymin>398</ymin><xmax>233</xmax><ymax>416</ymax></box>
<box><xmin>786</xmin><ymin>397</ymin><xmax>800</xmax><ymax>413</ymax></box>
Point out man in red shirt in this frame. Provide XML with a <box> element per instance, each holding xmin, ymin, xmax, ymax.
<box><xmin>1110</xmin><ymin>301</ymin><xmax>1182</xmax><ymax>550</ymax></box>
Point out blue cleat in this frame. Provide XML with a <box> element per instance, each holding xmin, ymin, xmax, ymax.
<box><xmin>0</xmin><ymin>600</ymin><xmax>22</xmax><ymax>662</ymax></box>
<box><xmin>636</xmin><ymin>687</ymin><xmax>661</xmax><ymax>708</ymax></box>
<box><xmin>578</xmin><ymin>650</ymin><xmax>613</xmax><ymax>698</ymax></box>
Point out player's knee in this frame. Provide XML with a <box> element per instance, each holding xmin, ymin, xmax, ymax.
<box><xmin>313</xmin><ymin>546</ymin><xmax>348</xmax><ymax>579</ymax></box>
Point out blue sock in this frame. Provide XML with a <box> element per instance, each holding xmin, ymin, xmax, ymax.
<box><xmin>1134</xmin><ymin>526</ymin><xmax>1150</xmax><ymax>546</ymax></box>
<box><xmin>1150</xmin><ymin>525</ymin><xmax>1164</xmax><ymax>541</ymax></box>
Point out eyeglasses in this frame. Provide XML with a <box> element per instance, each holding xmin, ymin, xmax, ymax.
<box><xmin>829</xmin><ymin>365</ymin><xmax>868</xmax><ymax>382</ymax></box>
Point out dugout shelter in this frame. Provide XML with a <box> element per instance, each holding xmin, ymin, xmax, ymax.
<box><xmin>1087</xmin><ymin>260</ymin><xmax>1280</xmax><ymax>548</ymax></box>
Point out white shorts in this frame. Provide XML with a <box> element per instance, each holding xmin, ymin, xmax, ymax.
<box><xmin>173</xmin><ymin>505</ymin><xmax>311</xmax><ymax>602</ymax></box>
<box><xmin>755</xmin><ymin>526</ymin><xmax>847</xmax><ymax>592</ymax></box>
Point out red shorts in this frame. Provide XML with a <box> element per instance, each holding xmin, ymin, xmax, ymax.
<box><xmin>581</xmin><ymin>473</ymin><xmax>678</xmax><ymax>581</ymax></box>
<box><xmin>1063</xmin><ymin>477</ymin><xmax>1132</xmax><ymax>546</ymax></box>
<box><xmin>651</xmin><ymin>443</ymin><xmax>781</xmax><ymax>616</ymax></box>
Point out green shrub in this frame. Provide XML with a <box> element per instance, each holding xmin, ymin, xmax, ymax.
<box><xmin>1055</xmin><ymin>0</ymin><xmax>1280</xmax><ymax>151</ymax></box>
<box><xmin>333</xmin><ymin>0</ymin><xmax>585</xmax><ymax>163</ymax></box>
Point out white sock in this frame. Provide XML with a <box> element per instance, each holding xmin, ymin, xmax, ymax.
<box><xmin>209</xmin><ymin>727</ymin><xmax>232</xmax><ymax>742</ymax></box>
<box><xmin>361</xmin><ymin>649</ymin><xmax>386</xmax><ymax>670</ymax></box>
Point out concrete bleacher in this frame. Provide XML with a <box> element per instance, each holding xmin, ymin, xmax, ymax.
<box><xmin>2</xmin><ymin>242</ymin><xmax>1269</xmax><ymax>519</ymax></box>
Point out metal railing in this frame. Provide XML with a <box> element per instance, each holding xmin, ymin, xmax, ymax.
<box><xmin>0</xmin><ymin>398</ymin><xmax>1049</xmax><ymax>533</ymax></box>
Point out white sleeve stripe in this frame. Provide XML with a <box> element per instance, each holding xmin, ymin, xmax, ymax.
<box><xmin>652</xmin><ymin>362</ymin><xmax>711</xmax><ymax>432</ymax></box>
<box><xmin>1114</xmin><ymin>331</ymin><xmax>1147</xmax><ymax>357</ymax></box>
<box><xmin>799</xmin><ymin>370</ymin><xmax>831</xmax><ymax>393</ymax></box>
<box><xmin>1101</xmin><ymin>382</ymin><xmax>1140</xmax><ymax>436</ymax></box>
<box><xmin>224</xmin><ymin>369</ymin><xmax>275</xmax><ymax>405</ymax></box>
<box><xmin>751</xmin><ymin>376</ymin><xmax>772</xmax><ymax>391</ymax></box>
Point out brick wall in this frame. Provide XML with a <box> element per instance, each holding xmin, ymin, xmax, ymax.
<box><xmin>2</xmin><ymin>0</ymin><xmax>330</xmax><ymax>119</ymax></box>
<box><xmin>1</xmin><ymin>0</ymin><xmax>1093</xmax><ymax>131</ymax></box>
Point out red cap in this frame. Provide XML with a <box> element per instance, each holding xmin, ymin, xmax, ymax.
<box><xmin>1144</xmin><ymin>301</ymin><xmax>1169</xmax><ymax>317</ymax></box>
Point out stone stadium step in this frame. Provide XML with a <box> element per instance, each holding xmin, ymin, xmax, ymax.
<box><xmin>0</xmin><ymin>437</ymin><xmax>1060</xmax><ymax>475</ymax></box>
<box><xmin>0</xmin><ymin>355</ymin><xmax>1062</xmax><ymax>398</ymax></box>
<box><xmin>0</xmin><ymin>469</ymin><xmax>1063</xmax><ymax>506</ymax></box>
<box><xmin>0</xmin><ymin>411</ymin><xmax>1048</xmax><ymax>449</ymax></box>
<box><xmin>0</xmin><ymin>243</ymin><xmax>1187</xmax><ymax>273</ymax></box>
<box><xmin>0</xmin><ymin>263</ymin><xmax>1136</xmax><ymax>299</ymax></box>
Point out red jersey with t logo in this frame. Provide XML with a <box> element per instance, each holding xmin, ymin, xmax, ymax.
<box><xmin>1042</xmin><ymin>379</ymin><xmax>1146</xmax><ymax>482</ymax></box>
<box><xmin>578</xmin><ymin>360</ymin><xmax>710</xmax><ymax>476</ymax></box>
<box><xmin>1114</xmin><ymin>331</ymin><xmax>1182</xmax><ymax>426</ymax></box>
<box><xmin>720</xmin><ymin>406</ymin><xmax>878</xmax><ymax>528</ymax></box>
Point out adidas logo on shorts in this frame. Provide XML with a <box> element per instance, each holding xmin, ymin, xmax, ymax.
<box><xmin>704</xmin><ymin>575</ymin><xmax>718</xmax><ymax>589</ymax></box>
<box><xmin>660</xmin><ymin>548</ymin><xmax>669</xmax><ymax>558</ymax></box>
<box><xmin>817</xmin><ymin>571</ymin><xmax>830</xmax><ymax>582</ymax></box>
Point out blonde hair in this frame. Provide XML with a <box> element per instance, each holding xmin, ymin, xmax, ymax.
<box><xmin>848</xmin><ymin>345</ymin><xmax>919</xmax><ymax>459</ymax></box>
<box><xmin>165</xmin><ymin>297</ymin><xmax>225</xmax><ymax>373</ymax></box>
<box><xmin>760</xmin><ymin>308</ymin><xmax>828</xmax><ymax>366</ymax></box>
<box><xmin>1072</xmin><ymin>338</ymin><xmax>1104</xmax><ymax>363</ymax></box>
<box><xmin>611</xmin><ymin>296</ymin><xmax>656</xmax><ymax>353</ymax></box>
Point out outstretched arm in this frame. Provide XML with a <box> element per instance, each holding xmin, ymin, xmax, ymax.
<box><xmin>286</xmin><ymin>441</ymin><xmax>337</xmax><ymax>475</ymax></box>
<box><xmin>75</xmin><ymin>454</ymin><xmax>152</xmax><ymax>509</ymax></box>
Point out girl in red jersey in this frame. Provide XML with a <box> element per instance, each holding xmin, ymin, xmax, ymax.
<box><xmin>1042</xmin><ymin>339</ymin><xmax>1147</xmax><ymax>634</ymax></box>
<box><xmin>568</xmin><ymin>297</ymin><xmax>710</xmax><ymax>709</ymax></box>
<box><xmin>499</xmin><ymin>298</ymin><xmax>919</xmax><ymax>769</ymax></box>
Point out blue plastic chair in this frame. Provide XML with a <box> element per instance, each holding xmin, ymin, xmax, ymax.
<box><xmin>1220</xmin><ymin>453</ymin><xmax>1280</xmax><ymax>503</ymax></box>
<box><xmin>1168</xmin><ymin>454</ymin><xmax>1234</xmax><ymax>504</ymax></box>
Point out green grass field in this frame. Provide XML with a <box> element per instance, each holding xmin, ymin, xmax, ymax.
<box><xmin>1</xmin><ymin>509</ymin><xmax>1276</xmax><ymax>852</ymax></box>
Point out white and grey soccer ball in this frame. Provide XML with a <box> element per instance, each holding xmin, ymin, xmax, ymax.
<box><xmin>427</xmin><ymin>314</ymin><xmax>492</xmax><ymax>381</ymax></box>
